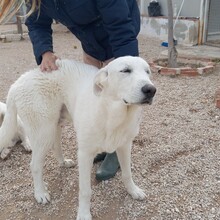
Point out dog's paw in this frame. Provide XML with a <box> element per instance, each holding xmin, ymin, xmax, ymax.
<box><xmin>128</xmin><ymin>185</ymin><xmax>146</xmax><ymax>200</ymax></box>
<box><xmin>22</xmin><ymin>138</ymin><xmax>32</xmax><ymax>152</ymax></box>
<box><xmin>76</xmin><ymin>212</ymin><xmax>92</xmax><ymax>220</ymax></box>
<box><xmin>0</xmin><ymin>147</ymin><xmax>11</xmax><ymax>159</ymax></box>
<box><xmin>35</xmin><ymin>191</ymin><xmax>51</xmax><ymax>204</ymax></box>
<box><xmin>61</xmin><ymin>159</ymin><xmax>75</xmax><ymax>168</ymax></box>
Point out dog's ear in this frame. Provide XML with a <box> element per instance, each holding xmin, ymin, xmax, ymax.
<box><xmin>93</xmin><ymin>67</ymin><xmax>108</xmax><ymax>96</ymax></box>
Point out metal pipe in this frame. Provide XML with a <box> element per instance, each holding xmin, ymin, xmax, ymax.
<box><xmin>203</xmin><ymin>0</ymin><xmax>210</xmax><ymax>43</ymax></box>
<box><xmin>198</xmin><ymin>0</ymin><xmax>205</xmax><ymax>45</ymax></box>
<box><xmin>174</xmin><ymin>0</ymin><xmax>185</xmax><ymax>29</ymax></box>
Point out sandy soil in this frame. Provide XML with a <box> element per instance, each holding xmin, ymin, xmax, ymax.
<box><xmin>0</xmin><ymin>23</ymin><xmax>220</xmax><ymax>220</ymax></box>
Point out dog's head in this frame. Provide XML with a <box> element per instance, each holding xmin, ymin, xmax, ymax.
<box><xmin>93</xmin><ymin>56</ymin><xmax>156</xmax><ymax>105</ymax></box>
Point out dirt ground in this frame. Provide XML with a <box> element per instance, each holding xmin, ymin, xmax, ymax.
<box><xmin>0</xmin><ymin>24</ymin><xmax>220</xmax><ymax>220</ymax></box>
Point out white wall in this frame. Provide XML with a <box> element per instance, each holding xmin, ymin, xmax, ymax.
<box><xmin>140</xmin><ymin>0</ymin><xmax>201</xmax><ymax>18</ymax></box>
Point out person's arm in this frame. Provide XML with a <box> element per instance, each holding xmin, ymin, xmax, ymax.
<box><xmin>25</xmin><ymin>6</ymin><xmax>54</xmax><ymax>66</ymax></box>
<box><xmin>96</xmin><ymin>0</ymin><xmax>140</xmax><ymax>58</ymax></box>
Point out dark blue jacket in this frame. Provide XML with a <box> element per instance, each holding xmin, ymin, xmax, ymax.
<box><xmin>25</xmin><ymin>0</ymin><xmax>140</xmax><ymax>65</ymax></box>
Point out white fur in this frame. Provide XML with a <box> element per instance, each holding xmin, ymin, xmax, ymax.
<box><xmin>0</xmin><ymin>56</ymin><xmax>156</xmax><ymax>220</ymax></box>
<box><xmin>0</xmin><ymin>101</ymin><xmax>31</xmax><ymax>159</ymax></box>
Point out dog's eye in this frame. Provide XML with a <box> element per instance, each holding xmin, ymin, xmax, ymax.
<box><xmin>146</xmin><ymin>70</ymin><xmax>150</xmax><ymax>74</ymax></box>
<box><xmin>120</xmin><ymin>68</ymin><xmax>132</xmax><ymax>73</ymax></box>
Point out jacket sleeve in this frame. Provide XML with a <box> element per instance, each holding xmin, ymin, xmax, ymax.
<box><xmin>25</xmin><ymin>8</ymin><xmax>53</xmax><ymax>65</ymax></box>
<box><xmin>96</xmin><ymin>0</ymin><xmax>140</xmax><ymax>58</ymax></box>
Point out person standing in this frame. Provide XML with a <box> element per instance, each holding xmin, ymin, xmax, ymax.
<box><xmin>0</xmin><ymin>0</ymin><xmax>141</xmax><ymax>181</ymax></box>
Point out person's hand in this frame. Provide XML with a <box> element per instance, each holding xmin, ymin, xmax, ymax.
<box><xmin>40</xmin><ymin>51</ymin><xmax>59</xmax><ymax>72</ymax></box>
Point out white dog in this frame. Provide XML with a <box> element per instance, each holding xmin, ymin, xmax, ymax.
<box><xmin>0</xmin><ymin>101</ymin><xmax>31</xmax><ymax>159</ymax></box>
<box><xmin>0</xmin><ymin>56</ymin><xmax>156</xmax><ymax>220</ymax></box>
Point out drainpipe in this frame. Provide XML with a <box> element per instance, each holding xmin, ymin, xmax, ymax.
<box><xmin>174</xmin><ymin>0</ymin><xmax>185</xmax><ymax>29</ymax></box>
<box><xmin>198</xmin><ymin>0</ymin><xmax>205</xmax><ymax>45</ymax></box>
<box><xmin>203</xmin><ymin>0</ymin><xmax>210</xmax><ymax>43</ymax></box>
<box><xmin>140</xmin><ymin>0</ymin><xmax>146</xmax><ymax>16</ymax></box>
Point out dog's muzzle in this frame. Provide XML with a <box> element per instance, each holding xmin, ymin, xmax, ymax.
<box><xmin>140</xmin><ymin>84</ymin><xmax>156</xmax><ymax>104</ymax></box>
<box><xmin>123</xmin><ymin>84</ymin><xmax>157</xmax><ymax>105</ymax></box>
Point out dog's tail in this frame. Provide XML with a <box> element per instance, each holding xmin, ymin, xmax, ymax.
<box><xmin>0</xmin><ymin>94</ymin><xmax>17</xmax><ymax>153</ymax></box>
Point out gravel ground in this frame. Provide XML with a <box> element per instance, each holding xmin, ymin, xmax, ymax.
<box><xmin>0</xmin><ymin>24</ymin><xmax>220</xmax><ymax>220</ymax></box>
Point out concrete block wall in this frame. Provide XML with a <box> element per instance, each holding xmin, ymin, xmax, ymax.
<box><xmin>140</xmin><ymin>16</ymin><xmax>199</xmax><ymax>46</ymax></box>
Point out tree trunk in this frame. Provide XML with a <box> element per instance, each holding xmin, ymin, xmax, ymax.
<box><xmin>167</xmin><ymin>0</ymin><xmax>178</xmax><ymax>67</ymax></box>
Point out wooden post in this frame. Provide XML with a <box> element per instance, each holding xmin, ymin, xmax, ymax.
<box><xmin>16</xmin><ymin>11</ymin><xmax>24</xmax><ymax>39</ymax></box>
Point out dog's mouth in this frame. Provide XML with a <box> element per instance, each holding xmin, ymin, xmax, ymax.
<box><xmin>140</xmin><ymin>98</ymin><xmax>153</xmax><ymax>105</ymax></box>
<box><xmin>123</xmin><ymin>99</ymin><xmax>129</xmax><ymax>105</ymax></box>
<box><xmin>123</xmin><ymin>98</ymin><xmax>153</xmax><ymax>105</ymax></box>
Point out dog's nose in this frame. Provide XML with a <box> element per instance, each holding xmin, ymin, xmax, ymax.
<box><xmin>141</xmin><ymin>84</ymin><xmax>156</xmax><ymax>98</ymax></box>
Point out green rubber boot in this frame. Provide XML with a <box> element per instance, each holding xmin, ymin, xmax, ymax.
<box><xmin>96</xmin><ymin>151</ymin><xmax>120</xmax><ymax>181</ymax></box>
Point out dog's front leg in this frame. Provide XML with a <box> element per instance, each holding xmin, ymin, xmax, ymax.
<box><xmin>77</xmin><ymin>150</ymin><xmax>94</xmax><ymax>220</ymax></box>
<box><xmin>116</xmin><ymin>144</ymin><xmax>146</xmax><ymax>200</ymax></box>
